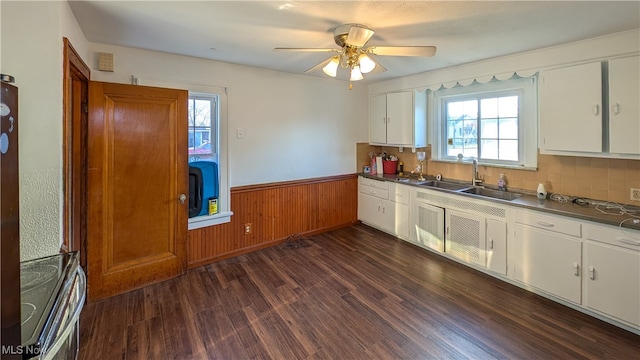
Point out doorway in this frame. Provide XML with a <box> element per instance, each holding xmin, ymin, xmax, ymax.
<box><xmin>62</xmin><ymin>38</ymin><xmax>90</xmax><ymax>267</ymax></box>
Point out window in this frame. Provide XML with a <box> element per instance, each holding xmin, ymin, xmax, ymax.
<box><xmin>432</xmin><ymin>77</ymin><xmax>537</xmax><ymax>169</ymax></box>
<box><xmin>188</xmin><ymin>94</ymin><xmax>218</xmax><ymax>163</ymax></box>
<box><xmin>186</xmin><ymin>90</ymin><xmax>231</xmax><ymax>229</ymax></box>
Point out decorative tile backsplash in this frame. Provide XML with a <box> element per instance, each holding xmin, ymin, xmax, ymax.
<box><xmin>357</xmin><ymin>143</ymin><xmax>640</xmax><ymax>205</ymax></box>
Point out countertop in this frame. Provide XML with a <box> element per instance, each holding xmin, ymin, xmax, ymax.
<box><xmin>359</xmin><ymin>173</ymin><xmax>640</xmax><ymax>231</ymax></box>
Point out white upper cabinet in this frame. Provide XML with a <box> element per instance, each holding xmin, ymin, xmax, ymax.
<box><xmin>539</xmin><ymin>55</ymin><xmax>640</xmax><ymax>158</ymax></box>
<box><xmin>608</xmin><ymin>56</ymin><xmax>640</xmax><ymax>155</ymax></box>
<box><xmin>539</xmin><ymin>62</ymin><xmax>603</xmax><ymax>153</ymax></box>
<box><xmin>369</xmin><ymin>91</ymin><xmax>426</xmax><ymax>148</ymax></box>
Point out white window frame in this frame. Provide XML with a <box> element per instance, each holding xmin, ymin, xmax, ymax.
<box><xmin>430</xmin><ymin>76</ymin><xmax>538</xmax><ymax>169</ymax></box>
<box><xmin>187</xmin><ymin>90</ymin><xmax>232</xmax><ymax>229</ymax></box>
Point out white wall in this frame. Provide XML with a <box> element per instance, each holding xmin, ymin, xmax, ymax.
<box><xmin>1</xmin><ymin>1</ymin><xmax>89</xmax><ymax>261</ymax></box>
<box><xmin>88</xmin><ymin>44</ymin><xmax>368</xmax><ymax>186</ymax></box>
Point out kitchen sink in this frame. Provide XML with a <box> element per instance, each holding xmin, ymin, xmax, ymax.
<box><xmin>459</xmin><ymin>187</ymin><xmax>523</xmax><ymax>201</ymax></box>
<box><xmin>421</xmin><ymin>180</ymin><xmax>471</xmax><ymax>191</ymax></box>
<box><xmin>395</xmin><ymin>178</ymin><xmax>431</xmax><ymax>185</ymax></box>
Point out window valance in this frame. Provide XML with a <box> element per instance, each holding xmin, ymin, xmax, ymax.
<box><xmin>415</xmin><ymin>70</ymin><xmax>538</xmax><ymax>92</ymax></box>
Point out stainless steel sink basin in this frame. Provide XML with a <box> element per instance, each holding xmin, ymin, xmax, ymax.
<box><xmin>421</xmin><ymin>180</ymin><xmax>471</xmax><ymax>191</ymax></box>
<box><xmin>459</xmin><ymin>187</ymin><xmax>523</xmax><ymax>201</ymax></box>
<box><xmin>395</xmin><ymin>178</ymin><xmax>431</xmax><ymax>185</ymax></box>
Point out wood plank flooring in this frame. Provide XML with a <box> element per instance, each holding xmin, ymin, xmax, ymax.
<box><xmin>79</xmin><ymin>224</ymin><xmax>640</xmax><ymax>359</ymax></box>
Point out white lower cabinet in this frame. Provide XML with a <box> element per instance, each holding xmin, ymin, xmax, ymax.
<box><xmin>358</xmin><ymin>177</ymin><xmax>410</xmax><ymax>238</ymax></box>
<box><xmin>410</xmin><ymin>200</ymin><xmax>445</xmax><ymax>252</ymax></box>
<box><xmin>486</xmin><ymin>218</ymin><xmax>507</xmax><ymax>275</ymax></box>
<box><xmin>389</xmin><ymin>183</ymin><xmax>410</xmax><ymax>239</ymax></box>
<box><xmin>584</xmin><ymin>223</ymin><xmax>640</xmax><ymax>327</ymax></box>
<box><xmin>512</xmin><ymin>224</ymin><xmax>582</xmax><ymax>304</ymax></box>
<box><xmin>445</xmin><ymin>209</ymin><xmax>486</xmax><ymax>267</ymax></box>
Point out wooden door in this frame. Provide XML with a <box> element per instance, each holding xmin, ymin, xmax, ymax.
<box><xmin>87</xmin><ymin>82</ymin><xmax>188</xmax><ymax>300</ymax></box>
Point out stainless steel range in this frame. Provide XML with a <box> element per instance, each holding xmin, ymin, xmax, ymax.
<box><xmin>20</xmin><ymin>252</ymin><xmax>86</xmax><ymax>359</ymax></box>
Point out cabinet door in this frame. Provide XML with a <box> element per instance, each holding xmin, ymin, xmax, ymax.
<box><xmin>369</xmin><ymin>94</ymin><xmax>387</xmax><ymax>144</ymax></box>
<box><xmin>512</xmin><ymin>224</ymin><xmax>582</xmax><ymax>304</ymax></box>
<box><xmin>445</xmin><ymin>209</ymin><xmax>485</xmax><ymax>266</ymax></box>
<box><xmin>358</xmin><ymin>192</ymin><xmax>382</xmax><ymax>226</ymax></box>
<box><xmin>585</xmin><ymin>241</ymin><xmax>640</xmax><ymax>326</ymax></box>
<box><xmin>391</xmin><ymin>184</ymin><xmax>410</xmax><ymax>239</ymax></box>
<box><xmin>539</xmin><ymin>62</ymin><xmax>602</xmax><ymax>153</ymax></box>
<box><xmin>412</xmin><ymin>202</ymin><xmax>445</xmax><ymax>252</ymax></box>
<box><xmin>486</xmin><ymin>219</ymin><xmax>507</xmax><ymax>275</ymax></box>
<box><xmin>386</xmin><ymin>92</ymin><xmax>413</xmax><ymax>145</ymax></box>
<box><xmin>609</xmin><ymin>56</ymin><xmax>640</xmax><ymax>155</ymax></box>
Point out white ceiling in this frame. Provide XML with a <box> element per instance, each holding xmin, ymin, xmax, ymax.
<box><xmin>68</xmin><ymin>1</ymin><xmax>640</xmax><ymax>82</ymax></box>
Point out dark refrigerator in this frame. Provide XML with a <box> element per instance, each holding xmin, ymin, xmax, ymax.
<box><xmin>1</xmin><ymin>75</ymin><xmax>21</xmax><ymax>358</ymax></box>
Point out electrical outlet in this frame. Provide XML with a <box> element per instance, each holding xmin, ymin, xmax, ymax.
<box><xmin>631</xmin><ymin>188</ymin><xmax>640</xmax><ymax>202</ymax></box>
<box><xmin>244</xmin><ymin>223</ymin><xmax>252</xmax><ymax>234</ymax></box>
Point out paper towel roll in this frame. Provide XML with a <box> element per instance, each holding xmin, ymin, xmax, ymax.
<box><xmin>376</xmin><ymin>156</ymin><xmax>383</xmax><ymax>175</ymax></box>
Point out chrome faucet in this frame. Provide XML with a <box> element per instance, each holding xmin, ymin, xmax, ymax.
<box><xmin>472</xmin><ymin>158</ymin><xmax>483</xmax><ymax>186</ymax></box>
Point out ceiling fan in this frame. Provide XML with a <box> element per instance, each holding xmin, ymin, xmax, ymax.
<box><xmin>274</xmin><ymin>23</ymin><xmax>436</xmax><ymax>84</ymax></box>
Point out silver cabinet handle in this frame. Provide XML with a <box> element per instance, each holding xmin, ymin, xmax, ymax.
<box><xmin>618</xmin><ymin>238</ymin><xmax>640</xmax><ymax>246</ymax></box>
<box><xmin>573</xmin><ymin>262</ymin><xmax>580</xmax><ymax>277</ymax></box>
<box><xmin>589</xmin><ymin>266</ymin><xmax>595</xmax><ymax>280</ymax></box>
<box><xmin>536</xmin><ymin>221</ymin><xmax>555</xmax><ymax>228</ymax></box>
<box><xmin>612</xmin><ymin>103</ymin><xmax>620</xmax><ymax>115</ymax></box>
<box><xmin>179</xmin><ymin>194</ymin><xmax>187</xmax><ymax>204</ymax></box>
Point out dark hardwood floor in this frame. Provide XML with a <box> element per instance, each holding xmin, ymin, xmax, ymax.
<box><xmin>79</xmin><ymin>224</ymin><xmax>639</xmax><ymax>359</ymax></box>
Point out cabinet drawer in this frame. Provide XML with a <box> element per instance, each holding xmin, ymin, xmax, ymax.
<box><xmin>514</xmin><ymin>210</ymin><xmax>581</xmax><ymax>237</ymax></box>
<box><xmin>358</xmin><ymin>177</ymin><xmax>389</xmax><ymax>191</ymax></box>
<box><xmin>585</xmin><ymin>222</ymin><xmax>640</xmax><ymax>251</ymax></box>
<box><xmin>359</xmin><ymin>186</ymin><xmax>389</xmax><ymax>200</ymax></box>
<box><xmin>389</xmin><ymin>183</ymin><xmax>410</xmax><ymax>205</ymax></box>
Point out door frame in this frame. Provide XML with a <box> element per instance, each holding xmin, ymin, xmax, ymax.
<box><xmin>62</xmin><ymin>38</ymin><xmax>90</xmax><ymax>267</ymax></box>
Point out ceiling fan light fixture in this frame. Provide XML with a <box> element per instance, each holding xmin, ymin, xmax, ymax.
<box><xmin>350</xmin><ymin>66</ymin><xmax>364</xmax><ymax>81</ymax></box>
<box><xmin>358</xmin><ymin>53</ymin><xmax>376</xmax><ymax>74</ymax></box>
<box><xmin>322</xmin><ymin>56</ymin><xmax>340</xmax><ymax>77</ymax></box>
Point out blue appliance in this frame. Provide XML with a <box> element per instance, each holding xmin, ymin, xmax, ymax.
<box><xmin>188</xmin><ymin>161</ymin><xmax>219</xmax><ymax>217</ymax></box>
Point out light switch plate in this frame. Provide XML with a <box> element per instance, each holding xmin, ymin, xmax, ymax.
<box><xmin>236</xmin><ymin>128</ymin><xmax>245</xmax><ymax>139</ymax></box>
<box><xmin>631</xmin><ymin>188</ymin><xmax>640</xmax><ymax>201</ymax></box>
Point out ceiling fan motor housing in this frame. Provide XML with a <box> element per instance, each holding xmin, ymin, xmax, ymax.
<box><xmin>333</xmin><ymin>23</ymin><xmax>372</xmax><ymax>47</ymax></box>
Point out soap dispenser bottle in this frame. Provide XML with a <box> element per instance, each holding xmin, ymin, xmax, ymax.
<box><xmin>497</xmin><ymin>173</ymin><xmax>507</xmax><ymax>191</ymax></box>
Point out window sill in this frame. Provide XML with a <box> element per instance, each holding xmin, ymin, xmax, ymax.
<box><xmin>188</xmin><ymin>211</ymin><xmax>233</xmax><ymax>230</ymax></box>
<box><xmin>431</xmin><ymin>158</ymin><xmax>538</xmax><ymax>171</ymax></box>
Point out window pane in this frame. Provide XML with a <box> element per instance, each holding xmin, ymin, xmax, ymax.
<box><xmin>481</xmin><ymin>98</ymin><xmax>498</xmax><ymax>118</ymax></box>
<box><xmin>194</xmin><ymin>99</ymin><xmax>211</xmax><ymax>126</ymax></box>
<box><xmin>499</xmin><ymin>96</ymin><xmax>518</xmax><ymax>117</ymax></box>
<box><xmin>499</xmin><ymin>140</ymin><xmax>519</xmax><ymax>161</ymax></box>
<box><xmin>499</xmin><ymin>118</ymin><xmax>518</xmax><ymax>139</ymax></box>
<box><xmin>480</xmin><ymin>118</ymin><xmax>498</xmax><ymax>138</ymax></box>
<box><xmin>481</xmin><ymin>139</ymin><xmax>499</xmax><ymax>159</ymax></box>
<box><xmin>188</xmin><ymin>96</ymin><xmax>217</xmax><ymax>162</ymax></box>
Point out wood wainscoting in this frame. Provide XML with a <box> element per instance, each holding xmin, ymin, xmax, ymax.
<box><xmin>188</xmin><ymin>174</ymin><xmax>358</xmax><ymax>268</ymax></box>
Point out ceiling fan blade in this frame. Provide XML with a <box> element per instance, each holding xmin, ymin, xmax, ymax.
<box><xmin>369</xmin><ymin>61</ymin><xmax>387</xmax><ymax>75</ymax></box>
<box><xmin>367</xmin><ymin>46</ymin><xmax>437</xmax><ymax>57</ymax></box>
<box><xmin>273</xmin><ymin>48</ymin><xmax>339</xmax><ymax>53</ymax></box>
<box><xmin>345</xmin><ymin>25</ymin><xmax>375</xmax><ymax>47</ymax></box>
<box><xmin>305</xmin><ymin>57</ymin><xmax>333</xmax><ymax>73</ymax></box>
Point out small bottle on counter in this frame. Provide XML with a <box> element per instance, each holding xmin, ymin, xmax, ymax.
<box><xmin>497</xmin><ymin>173</ymin><xmax>507</xmax><ymax>191</ymax></box>
<box><xmin>398</xmin><ymin>161</ymin><xmax>404</xmax><ymax>176</ymax></box>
